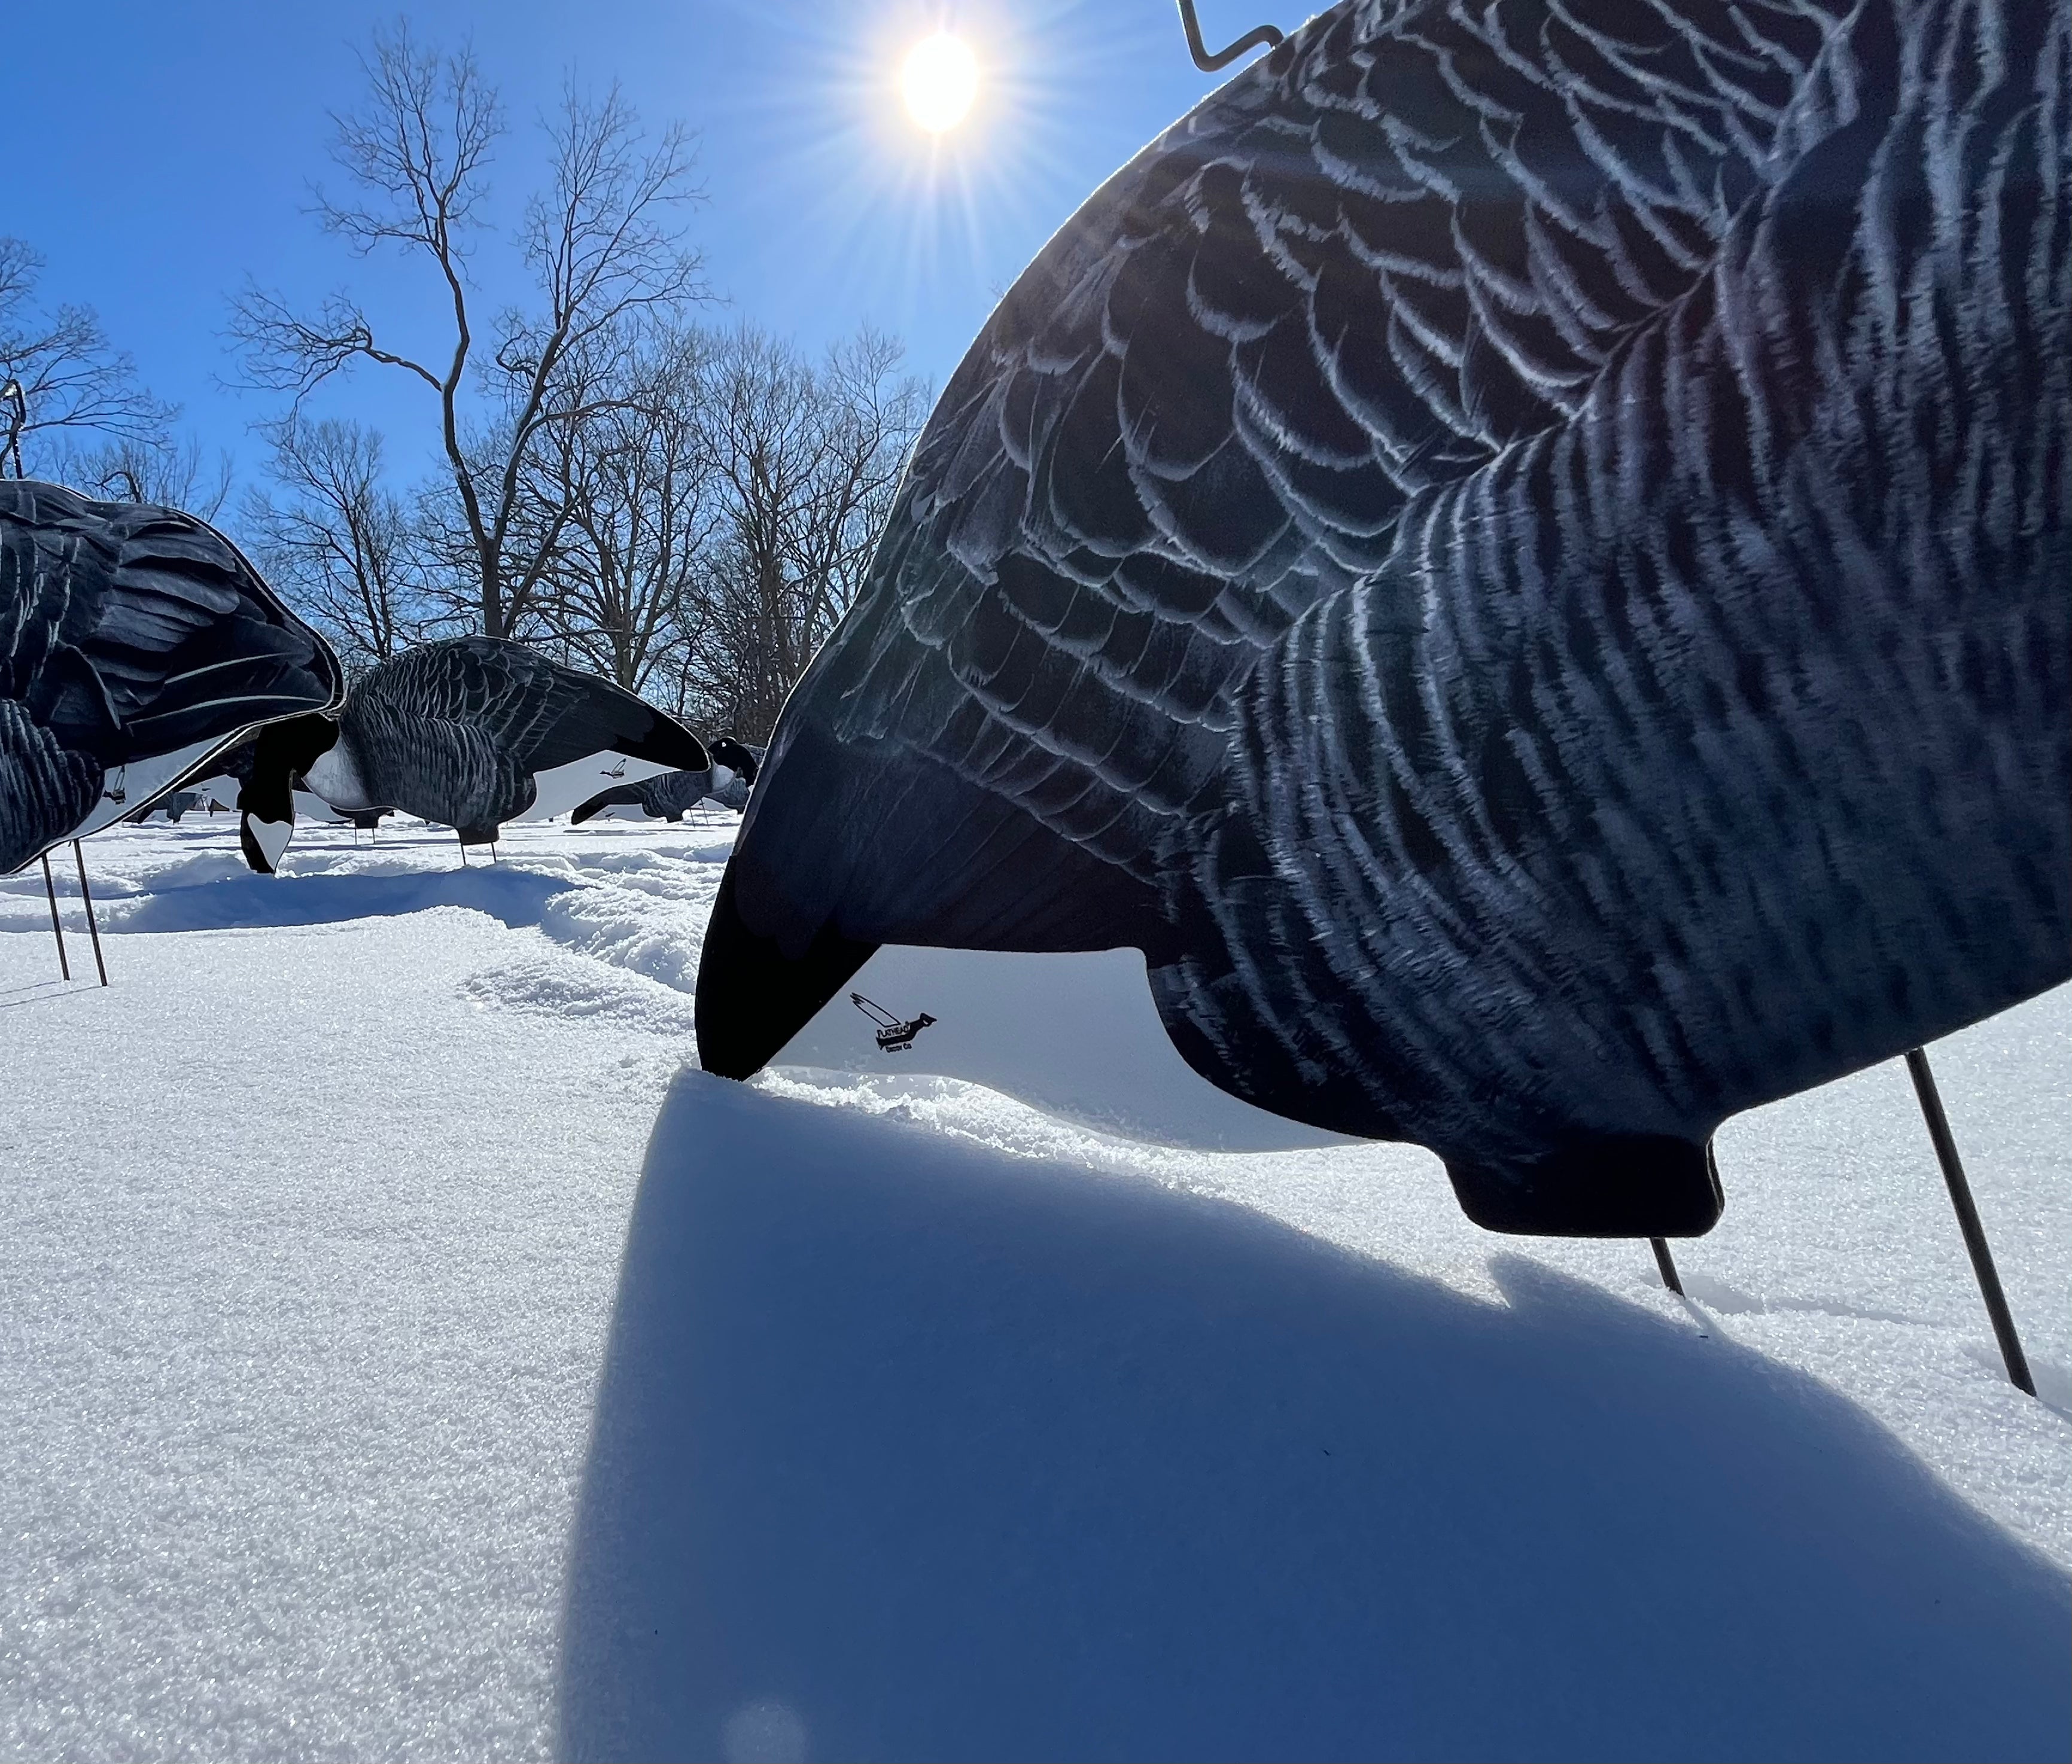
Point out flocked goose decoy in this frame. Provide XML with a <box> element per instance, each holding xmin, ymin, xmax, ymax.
<box><xmin>2</xmin><ymin>480</ymin><xmax>344</xmax><ymax>960</ymax></box>
<box><xmin>239</xmin><ymin>636</ymin><xmax>708</xmax><ymax>869</ymax></box>
<box><xmin>694</xmin><ymin>0</ymin><xmax>2070</xmax><ymax>1241</ymax></box>
<box><xmin>570</xmin><ymin>736</ymin><xmax>762</xmax><ymax>824</ymax></box>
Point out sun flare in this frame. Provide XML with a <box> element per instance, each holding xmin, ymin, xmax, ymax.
<box><xmin>901</xmin><ymin>33</ymin><xmax>978</xmax><ymax>133</ymax></box>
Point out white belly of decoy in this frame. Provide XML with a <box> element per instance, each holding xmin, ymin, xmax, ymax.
<box><xmin>300</xmin><ymin>741</ymin><xmax>375</xmax><ymax>811</ymax></box>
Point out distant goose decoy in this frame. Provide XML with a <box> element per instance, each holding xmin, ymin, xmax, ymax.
<box><xmin>570</xmin><ymin>737</ymin><xmax>762</xmax><ymax>824</ymax></box>
<box><xmin>241</xmin><ymin>636</ymin><xmax>708</xmax><ymax>870</ymax></box>
<box><xmin>705</xmin><ymin>739</ymin><xmax>762</xmax><ymax>813</ymax></box>
<box><xmin>2</xmin><ymin>480</ymin><xmax>344</xmax><ymax>957</ymax></box>
<box><xmin>126</xmin><ymin>790</ymin><xmax>207</xmax><ymax>825</ymax></box>
<box><xmin>695</xmin><ymin>0</ymin><xmax>2070</xmax><ymax>1242</ymax></box>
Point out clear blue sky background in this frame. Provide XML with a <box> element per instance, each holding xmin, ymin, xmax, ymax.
<box><xmin>1</xmin><ymin>0</ymin><xmax>1292</xmax><ymax>493</ymax></box>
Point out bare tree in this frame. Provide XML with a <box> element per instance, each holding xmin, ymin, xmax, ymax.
<box><xmin>240</xmin><ymin>416</ymin><xmax>433</xmax><ymax>672</ymax></box>
<box><xmin>784</xmin><ymin>327</ymin><xmax>928</xmax><ymax>647</ymax></box>
<box><xmin>59</xmin><ymin>434</ymin><xmax>234</xmax><ymax>519</ymax></box>
<box><xmin>534</xmin><ymin>325</ymin><xmax>723</xmax><ymax>690</ymax></box>
<box><xmin>229</xmin><ymin>25</ymin><xmax>708</xmax><ymax>639</ymax></box>
<box><xmin>680</xmin><ymin>327</ymin><xmax>926</xmax><ymax>738</ymax></box>
<box><xmin>0</xmin><ymin>237</ymin><xmax>178</xmax><ymax>477</ymax></box>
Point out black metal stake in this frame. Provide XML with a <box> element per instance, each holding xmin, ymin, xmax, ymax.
<box><xmin>1175</xmin><ymin>0</ymin><xmax>1286</xmax><ymax>70</ymax></box>
<box><xmin>1650</xmin><ymin>1237</ymin><xmax>1684</xmax><ymax>1295</ymax></box>
<box><xmin>39</xmin><ymin>852</ymin><xmax>70</xmax><ymax>980</ymax></box>
<box><xmin>1904</xmin><ymin>1046</ymin><xmax>2034</xmax><ymax>1397</ymax></box>
<box><xmin>72</xmin><ymin>840</ymin><xmax>108</xmax><ymax>986</ymax></box>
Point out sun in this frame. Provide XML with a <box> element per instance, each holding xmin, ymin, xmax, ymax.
<box><xmin>900</xmin><ymin>33</ymin><xmax>978</xmax><ymax>133</ymax></box>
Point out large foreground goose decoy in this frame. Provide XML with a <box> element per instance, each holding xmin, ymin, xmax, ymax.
<box><xmin>239</xmin><ymin>636</ymin><xmax>708</xmax><ymax>870</ymax></box>
<box><xmin>695</xmin><ymin>0</ymin><xmax>2070</xmax><ymax>1239</ymax></box>
<box><xmin>570</xmin><ymin>737</ymin><xmax>762</xmax><ymax>824</ymax></box>
<box><xmin>1</xmin><ymin>479</ymin><xmax>345</xmax><ymax>876</ymax></box>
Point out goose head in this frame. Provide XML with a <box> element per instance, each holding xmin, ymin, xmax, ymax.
<box><xmin>707</xmin><ymin>736</ymin><xmax>760</xmax><ymax>788</ymax></box>
<box><xmin>239</xmin><ymin>712</ymin><xmax>340</xmax><ymax>873</ymax></box>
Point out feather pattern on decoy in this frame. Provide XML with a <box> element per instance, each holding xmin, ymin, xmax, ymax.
<box><xmin>570</xmin><ymin>737</ymin><xmax>762</xmax><ymax>823</ymax></box>
<box><xmin>241</xmin><ymin>637</ymin><xmax>708</xmax><ymax>867</ymax></box>
<box><xmin>696</xmin><ymin>0</ymin><xmax>2070</xmax><ymax>1236</ymax></box>
<box><xmin>1</xmin><ymin>480</ymin><xmax>343</xmax><ymax>876</ymax></box>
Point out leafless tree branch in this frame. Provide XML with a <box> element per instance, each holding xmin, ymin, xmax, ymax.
<box><xmin>241</xmin><ymin>415</ymin><xmax>443</xmax><ymax>672</ymax></box>
<box><xmin>227</xmin><ymin>29</ymin><xmax>708</xmax><ymax>640</ymax></box>
<box><xmin>0</xmin><ymin>236</ymin><xmax>181</xmax><ymax>478</ymax></box>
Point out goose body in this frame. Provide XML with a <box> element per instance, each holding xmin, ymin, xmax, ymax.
<box><xmin>695</xmin><ymin>0</ymin><xmax>2070</xmax><ymax>1236</ymax></box>
<box><xmin>1</xmin><ymin>480</ymin><xmax>343</xmax><ymax>875</ymax></box>
<box><xmin>570</xmin><ymin>738</ymin><xmax>762</xmax><ymax>824</ymax></box>
<box><xmin>241</xmin><ymin>638</ymin><xmax>707</xmax><ymax>868</ymax></box>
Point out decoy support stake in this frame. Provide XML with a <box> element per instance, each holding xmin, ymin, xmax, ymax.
<box><xmin>1175</xmin><ymin>0</ymin><xmax>1285</xmax><ymax>71</ymax></box>
<box><xmin>39</xmin><ymin>852</ymin><xmax>70</xmax><ymax>982</ymax></box>
<box><xmin>1904</xmin><ymin>1047</ymin><xmax>2034</xmax><ymax>1396</ymax></box>
<box><xmin>72</xmin><ymin>841</ymin><xmax>108</xmax><ymax>987</ymax></box>
<box><xmin>1650</xmin><ymin>1236</ymin><xmax>1684</xmax><ymax>1296</ymax></box>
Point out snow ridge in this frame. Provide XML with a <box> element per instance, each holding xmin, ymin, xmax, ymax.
<box><xmin>0</xmin><ymin>814</ymin><xmax>2065</xmax><ymax>1759</ymax></box>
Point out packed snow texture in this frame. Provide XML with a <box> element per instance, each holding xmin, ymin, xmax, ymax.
<box><xmin>1</xmin><ymin>812</ymin><xmax>2067</xmax><ymax>1760</ymax></box>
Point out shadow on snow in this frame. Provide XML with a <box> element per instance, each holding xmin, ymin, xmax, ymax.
<box><xmin>559</xmin><ymin>1073</ymin><xmax>2071</xmax><ymax>1763</ymax></box>
<box><xmin>2</xmin><ymin>861</ymin><xmax>574</xmax><ymax>936</ymax></box>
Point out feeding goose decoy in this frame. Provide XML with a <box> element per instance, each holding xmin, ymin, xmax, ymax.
<box><xmin>695</xmin><ymin>0</ymin><xmax>2070</xmax><ymax>1247</ymax></box>
<box><xmin>570</xmin><ymin>736</ymin><xmax>762</xmax><ymax>824</ymax></box>
<box><xmin>239</xmin><ymin>636</ymin><xmax>708</xmax><ymax>869</ymax></box>
<box><xmin>2</xmin><ymin>479</ymin><xmax>345</xmax><ymax>971</ymax></box>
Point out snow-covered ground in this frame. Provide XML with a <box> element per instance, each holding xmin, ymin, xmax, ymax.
<box><xmin>2</xmin><ymin>812</ymin><xmax>2067</xmax><ymax>1760</ymax></box>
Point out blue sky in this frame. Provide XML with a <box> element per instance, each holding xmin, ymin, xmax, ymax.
<box><xmin>2</xmin><ymin>0</ymin><xmax>1282</xmax><ymax>488</ymax></box>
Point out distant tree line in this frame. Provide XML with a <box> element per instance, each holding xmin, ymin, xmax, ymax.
<box><xmin>3</xmin><ymin>26</ymin><xmax>929</xmax><ymax>743</ymax></box>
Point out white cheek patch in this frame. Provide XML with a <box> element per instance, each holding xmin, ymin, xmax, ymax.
<box><xmin>245</xmin><ymin>815</ymin><xmax>295</xmax><ymax>873</ymax></box>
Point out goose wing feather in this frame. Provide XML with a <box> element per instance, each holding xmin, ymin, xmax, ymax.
<box><xmin>357</xmin><ymin>638</ymin><xmax>704</xmax><ymax>778</ymax></box>
<box><xmin>728</xmin><ymin>0</ymin><xmax>1839</xmax><ymax>957</ymax></box>
<box><xmin>0</xmin><ymin>480</ymin><xmax>343</xmax><ymax>872</ymax></box>
<box><xmin>1170</xmin><ymin>0</ymin><xmax>2072</xmax><ymax>1159</ymax></box>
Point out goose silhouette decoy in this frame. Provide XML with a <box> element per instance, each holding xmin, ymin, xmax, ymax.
<box><xmin>1</xmin><ymin>479</ymin><xmax>343</xmax><ymax>877</ymax></box>
<box><xmin>570</xmin><ymin>737</ymin><xmax>762</xmax><ymax>824</ymax></box>
<box><xmin>126</xmin><ymin>789</ymin><xmax>208</xmax><ymax>825</ymax></box>
<box><xmin>240</xmin><ymin>636</ymin><xmax>708</xmax><ymax>869</ymax></box>
<box><xmin>694</xmin><ymin>0</ymin><xmax>2070</xmax><ymax>1238</ymax></box>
